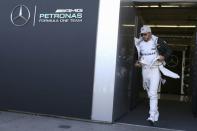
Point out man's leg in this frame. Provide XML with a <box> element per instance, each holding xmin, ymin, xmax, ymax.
<box><xmin>147</xmin><ymin>68</ymin><xmax>160</xmax><ymax>122</ymax></box>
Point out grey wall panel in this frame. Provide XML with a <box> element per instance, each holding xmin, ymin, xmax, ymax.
<box><xmin>0</xmin><ymin>0</ymin><xmax>99</xmax><ymax>119</ymax></box>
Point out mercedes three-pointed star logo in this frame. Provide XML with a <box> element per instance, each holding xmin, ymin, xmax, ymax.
<box><xmin>10</xmin><ymin>5</ymin><xmax>31</xmax><ymax>26</ymax></box>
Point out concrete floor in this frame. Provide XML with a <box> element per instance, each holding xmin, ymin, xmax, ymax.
<box><xmin>0</xmin><ymin>111</ymin><xmax>182</xmax><ymax>131</ymax></box>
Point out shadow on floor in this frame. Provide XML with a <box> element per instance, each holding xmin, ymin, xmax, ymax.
<box><xmin>116</xmin><ymin>99</ymin><xmax>197</xmax><ymax>131</ymax></box>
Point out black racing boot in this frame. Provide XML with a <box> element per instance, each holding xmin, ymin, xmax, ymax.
<box><xmin>146</xmin><ymin>118</ymin><xmax>155</xmax><ymax>126</ymax></box>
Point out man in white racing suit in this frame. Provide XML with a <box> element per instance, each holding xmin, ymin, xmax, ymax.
<box><xmin>134</xmin><ymin>25</ymin><xmax>180</xmax><ymax>126</ymax></box>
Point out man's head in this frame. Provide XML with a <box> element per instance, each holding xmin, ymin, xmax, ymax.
<box><xmin>140</xmin><ymin>25</ymin><xmax>152</xmax><ymax>42</ymax></box>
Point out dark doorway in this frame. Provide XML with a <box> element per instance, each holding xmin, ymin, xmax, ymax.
<box><xmin>115</xmin><ymin>2</ymin><xmax>197</xmax><ymax>131</ymax></box>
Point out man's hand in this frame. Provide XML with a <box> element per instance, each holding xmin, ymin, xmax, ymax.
<box><xmin>135</xmin><ymin>61</ymin><xmax>142</xmax><ymax>67</ymax></box>
<box><xmin>158</xmin><ymin>55</ymin><xmax>165</xmax><ymax>62</ymax></box>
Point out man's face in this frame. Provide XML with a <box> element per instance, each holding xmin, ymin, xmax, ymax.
<box><xmin>141</xmin><ymin>32</ymin><xmax>151</xmax><ymax>42</ymax></box>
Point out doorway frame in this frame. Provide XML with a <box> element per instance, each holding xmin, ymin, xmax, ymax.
<box><xmin>91</xmin><ymin>0</ymin><xmax>197</xmax><ymax>123</ymax></box>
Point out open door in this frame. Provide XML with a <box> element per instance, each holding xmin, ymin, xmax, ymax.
<box><xmin>112</xmin><ymin>2</ymin><xmax>137</xmax><ymax>121</ymax></box>
<box><xmin>191</xmin><ymin>29</ymin><xmax>197</xmax><ymax>117</ymax></box>
<box><xmin>114</xmin><ymin>2</ymin><xmax>197</xmax><ymax>130</ymax></box>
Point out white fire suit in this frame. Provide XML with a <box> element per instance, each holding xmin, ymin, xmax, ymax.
<box><xmin>134</xmin><ymin>35</ymin><xmax>180</xmax><ymax>122</ymax></box>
